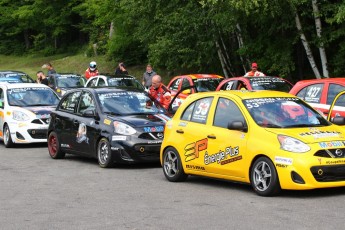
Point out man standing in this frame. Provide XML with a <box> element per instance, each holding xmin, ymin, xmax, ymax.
<box><xmin>42</xmin><ymin>63</ymin><xmax>56</xmax><ymax>75</ymax></box>
<box><xmin>114</xmin><ymin>62</ymin><xmax>128</xmax><ymax>75</ymax></box>
<box><xmin>244</xmin><ymin>62</ymin><xmax>265</xmax><ymax>77</ymax></box>
<box><xmin>85</xmin><ymin>61</ymin><xmax>99</xmax><ymax>79</ymax></box>
<box><xmin>148</xmin><ymin>75</ymin><xmax>171</xmax><ymax>109</ymax></box>
<box><xmin>142</xmin><ymin>64</ymin><xmax>157</xmax><ymax>89</ymax></box>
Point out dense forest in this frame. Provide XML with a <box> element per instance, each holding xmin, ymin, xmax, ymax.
<box><xmin>1</xmin><ymin>0</ymin><xmax>345</xmax><ymax>82</ymax></box>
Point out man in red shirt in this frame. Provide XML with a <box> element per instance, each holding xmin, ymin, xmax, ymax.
<box><xmin>85</xmin><ymin>61</ymin><xmax>99</xmax><ymax>79</ymax></box>
<box><xmin>244</xmin><ymin>62</ymin><xmax>265</xmax><ymax>77</ymax></box>
<box><xmin>148</xmin><ymin>75</ymin><xmax>171</xmax><ymax>109</ymax></box>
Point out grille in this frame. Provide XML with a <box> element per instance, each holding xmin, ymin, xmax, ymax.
<box><xmin>31</xmin><ymin>118</ymin><xmax>50</xmax><ymax>125</ymax></box>
<box><xmin>27</xmin><ymin>129</ymin><xmax>48</xmax><ymax>139</ymax></box>
<box><xmin>138</xmin><ymin>132</ymin><xmax>164</xmax><ymax>140</ymax></box>
<box><xmin>314</xmin><ymin>148</ymin><xmax>345</xmax><ymax>158</ymax></box>
<box><xmin>311</xmin><ymin>165</ymin><xmax>345</xmax><ymax>182</ymax></box>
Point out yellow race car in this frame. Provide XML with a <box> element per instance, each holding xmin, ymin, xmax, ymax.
<box><xmin>160</xmin><ymin>90</ymin><xmax>345</xmax><ymax>196</ymax></box>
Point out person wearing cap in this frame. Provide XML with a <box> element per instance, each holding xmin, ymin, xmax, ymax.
<box><xmin>85</xmin><ymin>61</ymin><xmax>99</xmax><ymax>79</ymax></box>
<box><xmin>114</xmin><ymin>62</ymin><xmax>128</xmax><ymax>75</ymax></box>
<box><xmin>142</xmin><ymin>64</ymin><xmax>157</xmax><ymax>89</ymax></box>
<box><xmin>244</xmin><ymin>62</ymin><xmax>265</xmax><ymax>77</ymax></box>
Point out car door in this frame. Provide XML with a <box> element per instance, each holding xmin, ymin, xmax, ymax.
<box><xmin>71</xmin><ymin>91</ymin><xmax>100</xmax><ymax>156</ymax></box>
<box><xmin>328</xmin><ymin>91</ymin><xmax>345</xmax><ymax>119</ymax></box>
<box><xmin>54</xmin><ymin>91</ymin><xmax>82</xmax><ymax>151</ymax></box>
<box><xmin>208</xmin><ymin>97</ymin><xmax>248</xmax><ymax>178</ymax></box>
<box><xmin>176</xmin><ymin>96</ymin><xmax>215</xmax><ymax>172</ymax></box>
<box><xmin>325</xmin><ymin>83</ymin><xmax>345</xmax><ymax>118</ymax></box>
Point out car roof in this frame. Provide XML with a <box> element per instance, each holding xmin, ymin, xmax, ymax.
<box><xmin>174</xmin><ymin>74</ymin><xmax>224</xmax><ymax>79</ymax></box>
<box><xmin>0</xmin><ymin>83</ymin><xmax>50</xmax><ymax>89</ymax></box>
<box><xmin>0</xmin><ymin>70</ymin><xmax>29</xmax><ymax>76</ymax></box>
<box><xmin>96</xmin><ymin>73</ymin><xmax>135</xmax><ymax>79</ymax></box>
<box><xmin>294</xmin><ymin>78</ymin><xmax>345</xmax><ymax>84</ymax></box>
<box><xmin>188</xmin><ymin>90</ymin><xmax>296</xmax><ymax>101</ymax></box>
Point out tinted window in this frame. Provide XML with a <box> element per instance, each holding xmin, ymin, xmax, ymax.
<box><xmin>182</xmin><ymin>97</ymin><xmax>213</xmax><ymax>124</ymax></box>
<box><xmin>169</xmin><ymin>79</ymin><xmax>180</xmax><ymax>91</ymax></box>
<box><xmin>59</xmin><ymin>91</ymin><xmax>81</xmax><ymax>112</ymax></box>
<box><xmin>77</xmin><ymin>92</ymin><xmax>95</xmax><ymax>114</ymax></box>
<box><xmin>327</xmin><ymin>84</ymin><xmax>345</xmax><ymax>105</ymax></box>
<box><xmin>220</xmin><ymin>81</ymin><xmax>235</xmax><ymax>90</ymax></box>
<box><xmin>214</xmin><ymin>98</ymin><xmax>245</xmax><ymax>128</ymax></box>
<box><xmin>296</xmin><ymin>84</ymin><xmax>323</xmax><ymax>103</ymax></box>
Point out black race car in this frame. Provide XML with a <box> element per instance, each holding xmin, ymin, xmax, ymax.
<box><xmin>47</xmin><ymin>73</ymin><xmax>86</xmax><ymax>96</ymax></box>
<box><xmin>47</xmin><ymin>87</ymin><xmax>171</xmax><ymax>168</ymax></box>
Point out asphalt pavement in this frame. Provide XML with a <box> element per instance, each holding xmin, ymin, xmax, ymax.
<box><xmin>1</xmin><ymin>142</ymin><xmax>345</xmax><ymax>230</ymax></box>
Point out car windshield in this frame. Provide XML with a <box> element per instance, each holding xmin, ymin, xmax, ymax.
<box><xmin>108</xmin><ymin>77</ymin><xmax>144</xmax><ymax>90</ymax></box>
<box><xmin>249</xmin><ymin>77</ymin><xmax>292</xmax><ymax>92</ymax></box>
<box><xmin>244</xmin><ymin>97</ymin><xmax>330</xmax><ymax>128</ymax></box>
<box><xmin>0</xmin><ymin>78</ymin><xmax>22</xmax><ymax>83</ymax></box>
<box><xmin>7</xmin><ymin>87</ymin><xmax>60</xmax><ymax>106</ymax></box>
<box><xmin>98</xmin><ymin>91</ymin><xmax>165</xmax><ymax>115</ymax></box>
<box><xmin>57</xmin><ymin>76</ymin><xmax>85</xmax><ymax>88</ymax></box>
<box><xmin>193</xmin><ymin>78</ymin><xmax>222</xmax><ymax>92</ymax></box>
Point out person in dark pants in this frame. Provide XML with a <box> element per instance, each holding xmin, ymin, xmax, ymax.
<box><xmin>114</xmin><ymin>62</ymin><xmax>128</xmax><ymax>75</ymax></box>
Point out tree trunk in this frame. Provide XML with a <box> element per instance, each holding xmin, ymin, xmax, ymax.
<box><xmin>235</xmin><ymin>23</ymin><xmax>248</xmax><ymax>74</ymax></box>
<box><xmin>216</xmin><ymin>40</ymin><xmax>230</xmax><ymax>78</ymax></box>
<box><xmin>109</xmin><ymin>21</ymin><xmax>114</xmax><ymax>39</ymax></box>
<box><xmin>312</xmin><ymin>0</ymin><xmax>329</xmax><ymax>78</ymax></box>
<box><xmin>295</xmin><ymin>12</ymin><xmax>322</xmax><ymax>79</ymax></box>
<box><xmin>23</xmin><ymin>29</ymin><xmax>30</xmax><ymax>49</ymax></box>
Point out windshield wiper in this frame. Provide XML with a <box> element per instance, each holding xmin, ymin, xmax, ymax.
<box><xmin>104</xmin><ymin>111</ymin><xmax>121</xmax><ymax>116</ymax></box>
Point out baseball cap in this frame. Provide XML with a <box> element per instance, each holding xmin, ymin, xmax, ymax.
<box><xmin>252</xmin><ymin>63</ymin><xmax>258</xmax><ymax>68</ymax></box>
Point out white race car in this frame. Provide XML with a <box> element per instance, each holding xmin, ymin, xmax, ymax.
<box><xmin>0</xmin><ymin>83</ymin><xmax>60</xmax><ymax>147</ymax></box>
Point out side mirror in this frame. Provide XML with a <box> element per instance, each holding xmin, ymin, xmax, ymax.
<box><xmin>331</xmin><ymin>116</ymin><xmax>345</xmax><ymax>125</ymax></box>
<box><xmin>82</xmin><ymin>109</ymin><xmax>99</xmax><ymax>120</ymax></box>
<box><xmin>228</xmin><ymin>121</ymin><xmax>248</xmax><ymax>132</ymax></box>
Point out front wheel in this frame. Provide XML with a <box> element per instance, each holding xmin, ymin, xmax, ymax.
<box><xmin>3</xmin><ymin>124</ymin><xmax>14</xmax><ymax>148</ymax></box>
<box><xmin>48</xmin><ymin>131</ymin><xmax>65</xmax><ymax>159</ymax></box>
<box><xmin>250</xmin><ymin>157</ymin><xmax>281</xmax><ymax>196</ymax></box>
<box><xmin>162</xmin><ymin>147</ymin><xmax>187</xmax><ymax>182</ymax></box>
<box><xmin>97</xmin><ymin>138</ymin><xmax>114</xmax><ymax>168</ymax></box>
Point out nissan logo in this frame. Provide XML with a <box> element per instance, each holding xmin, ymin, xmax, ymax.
<box><xmin>157</xmin><ymin>133</ymin><xmax>164</xmax><ymax>138</ymax></box>
<box><xmin>335</xmin><ymin>149</ymin><xmax>343</xmax><ymax>157</ymax></box>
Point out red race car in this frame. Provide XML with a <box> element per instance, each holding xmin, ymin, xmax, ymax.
<box><xmin>167</xmin><ymin>74</ymin><xmax>223</xmax><ymax>108</ymax></box>
<box><xmin>216</xmin><ymin>76</ymin><xmax>293</xmax><ymax>92</ymax></box>
<box><xmin>289</xmin><ymin>78</ymin><xmax>345</xmax><ymax>118</ymax></box>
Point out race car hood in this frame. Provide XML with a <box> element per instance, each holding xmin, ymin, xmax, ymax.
<box><xmin>112</xmin><ymin>114</ymin><xmax>170</xmax><ymax>127</ymax></box>
<box><xmin>23</xmin><ymin>106</ymin><xmax>56</xmax><ymax>118</ymax></box>
<box><xmin>267</xmin><ymin>126</ymin><xmax>345</xmax><ymax>144</ymax></box>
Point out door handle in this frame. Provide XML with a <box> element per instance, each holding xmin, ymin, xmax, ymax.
<box><xmin>73</xmin><ymin>120</ymin><xmax>79</xmax><ymax>125</ymax></box>
<box><xmin>176</xmin><ymin>129</ymin><xmax>184</xmax><ymax>134</ymax></box>
<box><xmin>207</xmin><ymin>134</ymin><xmax>216</xmax><ymax>139</ymax></box>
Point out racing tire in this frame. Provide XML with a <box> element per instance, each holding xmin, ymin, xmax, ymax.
<box><xmin>162</xmin><ymin>147</ymin><xmax>188</xmax><ymax>182</ymax></box>
<box><xmin>97</xmin><ymin>138</ymin><xmax>114</xmax><ymax>168</ymax></box>
<box><xmin>250</xmin><ymin>156</ymin><xmax>281</xmax><ymax>196</ymax></box>
<box><xmin>3</xmin><ymin>124</ymin><xmax>14</xmax><ymax>148</ymax></box>
<box><xmin>48</xmin><ymin>131</ymin><xmax>65</xmax><ymax>159</ymax></box>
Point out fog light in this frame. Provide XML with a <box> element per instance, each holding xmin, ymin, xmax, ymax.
<box><xmin>291</xmin><ymin>171</ymin><xmax>305</xmax><ymax>184</ymax></box>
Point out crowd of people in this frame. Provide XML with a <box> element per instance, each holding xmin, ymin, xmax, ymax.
<box><xmin>35</xmin><ymin>60</ymin><xmax>264</xmax><ymax>110</ymax></box>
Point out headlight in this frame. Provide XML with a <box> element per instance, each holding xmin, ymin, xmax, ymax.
<box><xmin>113</xmin><ymin>121</ymin><xmax>136</xmax><ymax>135</ymax></box>
<box><xmin>278</xmin><ymin>135</ymin><xmax>310</xmax><ymax>153</ymax></box>
<box><xmin>13</xmin><ymin>110</ymin><xmax>30</xmax><ymax>121</ymax></box>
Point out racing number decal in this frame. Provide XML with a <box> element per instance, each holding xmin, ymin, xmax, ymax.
<box><xmin>184</xmin><ymin>138</ymin><xmax>208</xmax><ymax>162</ymax></box>
<box><xmin>307</xmin><ymin>87</ymin><xmax>321</xmax><ymax>98</ymax></box>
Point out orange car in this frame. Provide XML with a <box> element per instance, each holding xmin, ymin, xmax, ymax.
<box><xmin>167</xmin><ymin>74</ymin><xmax>223</xmax><ymax>108</ymax></box>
